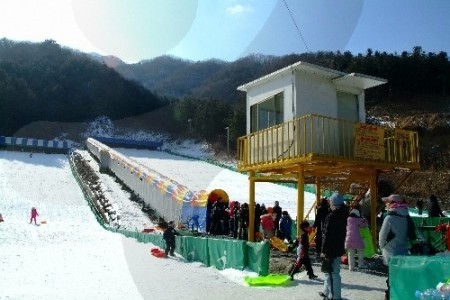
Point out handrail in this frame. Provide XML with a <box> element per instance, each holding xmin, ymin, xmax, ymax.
<box><xmin>237</xmin><ymin>114</ymin><xmax>420</xmax><ymax>171</ymax></box>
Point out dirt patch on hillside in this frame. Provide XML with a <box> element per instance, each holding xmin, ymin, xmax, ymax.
<box><xmin>368</xmin><ymin>100</ymin><xmax>450</xmax><ymax>209</ymax></box>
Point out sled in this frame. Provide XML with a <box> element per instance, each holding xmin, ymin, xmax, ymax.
<box><xmin>245</xmin><ymin>274</ymin><xmax>291</xmax><ymax>286</ymax></box>
<box><xmin>150</xmin><ymin>248</ymin><xmax>166</xmax><ymax>258</ymax></box>
<box><xmin>360</xmin><ymin>227</ymin><xmax>376</xmax><ymax>258</ymax></box>
<box><xmin>142</xmin><ymin>228</ymin><xmax>155</xmax><ymax>233</ymax></box>
<box><xmin>270</xmin><ymin>236</ymin><xmax>289</xmax><ymax>252</ymax></box>
<box><xmin>40</xmin><ymin>219</ymin><xmax>47</xmax><ymax>225</ymax></box>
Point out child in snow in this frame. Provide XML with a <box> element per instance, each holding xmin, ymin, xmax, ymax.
<box><xmin>288</xmin><ymin>220</ymin><xmax>318</xmax><ymax>280</ymax></box>
<box><xmin>162</xmin><ymin>221</ymin><xmax>180</xmax><ymax>257</ymax></box>
<box><xmin>345</xmin><ymin>208</ymin><xmax>368</xmax><ymax>271</ymax></box>
<box><xmin>30</xmin><ymin>207</ymin><xmax>39</xmax><ymax>224</ymax></box>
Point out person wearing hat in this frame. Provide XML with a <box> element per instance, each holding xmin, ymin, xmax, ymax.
<box><xmin>345</xmin><ymin>208</ymin><xmax>368</xmax><ymax>271</ymax></box>
<box><xmin>319</xmin><ymin>192</ymin><xmax>348</xmax><ymax>300</ymax></box>
<box><xmin>378</xmin><ymin>194</ymin><xmax>409</xmax><ymax>300</ymax></box>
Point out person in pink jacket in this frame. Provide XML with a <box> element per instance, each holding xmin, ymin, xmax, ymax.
<box><xmin>30</xmin><ymin>207</ymin><xmax>39</xmax><ymax>225</ymax></box>
<box><xmin>345</xmin><ymin>208</ymin><xmax>367</xmax><ymax>271</ymax></box>
<box><xmin>260</xmin><ymin>207</ymin><xmax>275</xmax><ymax>239</ymax></box>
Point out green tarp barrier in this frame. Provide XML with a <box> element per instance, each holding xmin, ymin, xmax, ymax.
<box><xmin>208</xmin><ymin>238</ymin><xmax>247</xmax><ymax>270</ymax></box>
<box><xmin>411</xmin><ymin>216</ymin><xmax>450</xmax><ymax>251</ymax></box>
<box><xmin>246</xmin><ymin>241</ymin><xmax>270</xmax><ymax>276</ymax></box>
<box><xmin>178</xmin><ymin>236</ymin><xmax>209</xmax><ymax>265</ymax></box>
<box><xmin>389</xmin><ymin>255</ymin><xmax>450</xmax><ymax>300</ymax></box>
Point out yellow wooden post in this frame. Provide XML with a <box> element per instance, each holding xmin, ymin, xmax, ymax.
<box><xmin>297</xmin><ymin>165</ymin><xmax>305</xmax><ymax>235</ymax></box>
<box><xmin>315</xmin><ymin>176</ymin><xmax>321</xmax><ymax>207</ymax></box>
<box><xmin>248</xmin><ymin>171</ymin><xmax>256</xmax><ymax>242</ymax></box>
<box><xmin>370</xmin><ymin>169</ymin><xmax>378</xmax><ymax>246</ymax></box>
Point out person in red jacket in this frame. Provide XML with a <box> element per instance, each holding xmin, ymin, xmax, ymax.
<box><xmin>260</xmin><ymin>207</ymin><xmax>275</xmax><ymax>239</ymax></box>
<box><xmin>30</xmin><ymin>207</ymin><xmax>39</xmax><ymax>224</ymax></box>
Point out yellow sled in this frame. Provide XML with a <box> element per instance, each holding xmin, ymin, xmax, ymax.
<box><xmin>270</xmin><ymin>236</ymin><xmax>289</xmax><ymax>252</ymax></box>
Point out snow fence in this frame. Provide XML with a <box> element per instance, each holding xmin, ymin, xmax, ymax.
<box><xmin>86</xmin><ymin>137</ymin><xmax>209</xmax><ymax>231</ymax></box>
<box><xmin>0</xmin><ymin>136</ymin><xmax>71</xmax><ymax>153</ymax></box>
<box><xmin>107</xmin><ymin>229</ymin><xmax>270</xmax><ymax>275</ymax></box>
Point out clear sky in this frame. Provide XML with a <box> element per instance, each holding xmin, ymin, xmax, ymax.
<box><xmin>0</xmin><ymin>0</ymin><xmax>449</xmax><ymax>63</ymax></box>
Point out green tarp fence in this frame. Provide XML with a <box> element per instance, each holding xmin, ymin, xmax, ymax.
<box><xmin>389</xmin><ymin>255</ymin><xmax>450</xmax><ymax>300</ymax></box>
<box><xmin>105</xmin><ymin>229</ymin><xmax>270</xmax><ymax>275</ymax></box>
<box><xmin>410</xmin><ymin>216</ymin><xmax>450</xmax><ymax>251</ymax></box>
<box><xmin>178</xmin><ymin>235</ymin><xmax>209</xmax><ymax>265</ymax></box>
<box><xmin>246</xmin><ymin>241</ymin><xmax>270</xmax><ymax>276</ymax></box>
<box><xmin>208</xmin><ymin>238</ymin><xmax>247</xmax><ymax>271</ymax></box>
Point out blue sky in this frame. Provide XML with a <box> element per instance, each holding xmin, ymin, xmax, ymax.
<box><xmin>0</xmin><ymin>0</ymin><xmax>449</xmax><ymax>63</ymax></box>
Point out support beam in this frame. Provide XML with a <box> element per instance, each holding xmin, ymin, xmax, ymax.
<box><xmin>296</xmin><ymin>165</ymin><xmax>305</xmax><ymax>235</ymax></box>
<box><xmin>369</xmin><ymin>168</ymin><xmax>378</xmax><ymax>247</ymax></box>
<box><xmin>248</xmin><ymin>171</ymin><xmax>256</xmax><ymax>242</ymax></box>
<box><xmin>315</xmin><ymin>176</ymin><xmax>321</xmax><ymax>206</ymax></box>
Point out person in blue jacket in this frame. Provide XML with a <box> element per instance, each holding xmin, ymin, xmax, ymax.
<box><xmin>279</xmin><ymin>211</ymin><xmax>293</xmax><ymax>243</ymax></box>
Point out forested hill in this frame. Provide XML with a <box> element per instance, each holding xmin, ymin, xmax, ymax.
<box><xmin>1</xmin><ymin>39</ymin><xmax>449</xmax><ymax>167</ymax></box>
<box><xmin>112</xmin><ymin>48</ymin><xmax>450</xmax><ymax>104</ymax></box>
<box><xmin>0</xmin><ymin>39</ymin><xmax>166</xmax><ymax>135</ymax></box>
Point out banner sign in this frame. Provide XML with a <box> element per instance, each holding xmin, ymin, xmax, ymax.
<box><xmin>354</xmin><ymin>124</ymin><xmax>385</xmax><ymax>160</ymax></box>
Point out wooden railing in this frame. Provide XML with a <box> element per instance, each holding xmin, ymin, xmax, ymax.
<box><xmin>237</xmin><ymin>114</ymin><xmax>420</xmax><ymax>171</ymax></box>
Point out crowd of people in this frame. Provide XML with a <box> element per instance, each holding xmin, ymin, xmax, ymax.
<box><xmin>205</xmin><ymin>198</ymin><xmax>292</xmax><ymax>241</ymax></box>
<box><xmin>316</xmin><ymin>192</ymin><xmax>447</xmax><ymax>300</ymax></box>
<box><xmin>201</xmin><ymin>192</ymin><xmax>448</xmax><ymax>300</ymax></box>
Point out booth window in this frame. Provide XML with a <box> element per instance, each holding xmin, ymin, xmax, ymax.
<box><xmin>250</xmin><ymin>92</ymin><xmax>284</xmax><ymax>133</ymax></box>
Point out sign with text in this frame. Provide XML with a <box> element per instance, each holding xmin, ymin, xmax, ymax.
<box><xmin>354</xmin><ymin>123</ymin><xmax>385</xmax><ymax>160</ymax></box>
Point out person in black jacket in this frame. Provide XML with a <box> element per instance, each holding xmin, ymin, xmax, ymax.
<box><xmin>313</xmin><ymin>198</ymin><xmax>330</xmax><ymax>258</ymax></box>
<box><xmin>427</xmin><ymin>194</ymin><xmax>445</xmax><ymax>217</ymax></box>
<box><xmin>319</xmin><ymin>193</ymin><xmax>348</xmax><ymax>300</ymax></box>
<box><xmin>163</xmin><ymin>221</ymin><xmax>180</xmax><ymax>257</ymax></box>
<box><xmin>273</xmin><ymin>201</ymin><xmax>283</xmax><ymax>238</ymax></box>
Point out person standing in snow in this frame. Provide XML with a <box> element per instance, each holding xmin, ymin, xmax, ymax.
<box><xmin>30</xmin><ymin>207</ymin><xmax>39</xmax><ymax>224</ymax></box>
<box><xmin>288</xmin><ymin>220</ymin><xmax>318</xmax><ymax>280</ymax></box>
<box><xmin>379</xmin><ymin>194</ymin><xmax>409</xmax><ymax>300</ymax></box>
<box><xmin>273</xmin><ymin>201</ymin><xmax>283</xmax><ymax>238</ymax></box>
<box><xmin>279</xmin><ymin>211</ymin><xmax>293</xmax><ymax>243</ymax></box>
<box><xmin>313</xmin><ymin>198</ymin><xmax>330</xmax><ymax>258</ymax></box>
<box><xmin>162</xmin><ymin>221</ymin><xmax>180</xmax><ymax>257</ymax></box>
<box><xmin>260</xmin><ymin>207</ymin><xmax>275</xmax><ymax>239</ymax></box>
<box><xmin>319</xmin><ymin>192</ymin><xmax>348</xmax><ymax>300</ymax></box>
<box><xmin>416</xmin><ymin>198</ymin><xmax>424</xmax><ymax>215</ymax></box>
<box><xmin>427</xmin><ymin>194</ymin><xmax>445</xmax><ymax>217</ymax></box>
<box><xmin>345</xmin><ymin>208</ymin><xmax>368</xmax><ymax>271</ymax></box>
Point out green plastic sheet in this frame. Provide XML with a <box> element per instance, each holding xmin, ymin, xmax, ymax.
<box><xmin>245</xmin><ymin>274</ymin><xmax>291</xmax><ymax>286</ymax></box>
<box><xmin>389</xmin><ymin>255</ymin><xmax>450</xmax><ymax>300</ymax></box>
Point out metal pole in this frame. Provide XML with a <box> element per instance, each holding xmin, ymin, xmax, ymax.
<box><xmin>225</xmin><ymin>127</ymin><xmax>230</xmax><ymax>155</ymax></box>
